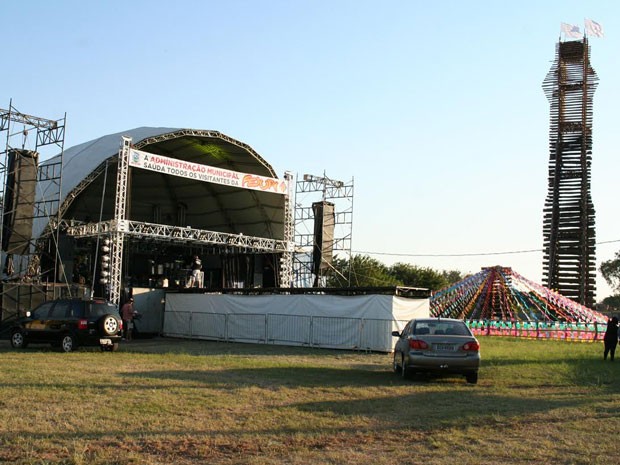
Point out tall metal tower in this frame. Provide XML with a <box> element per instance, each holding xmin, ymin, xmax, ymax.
<box><xmin>0</xmin><ymin>101</ymin><xmax>66</xmax><ymax>320</ymax></box>
<box><xmin>542</xmin><ymin>38</ymin><xmax>598</xmax><ymax>308</ymax></box>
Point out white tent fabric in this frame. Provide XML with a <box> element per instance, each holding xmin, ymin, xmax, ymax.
<box><xmin>35</xmin><ymin>127</ymin><xmax>180</xmax><ymax>239</ymax></box>
<box><xmin>163</xmin><ymin>293</ymin><xmax>429</xmax><ymax>352</ymax></box>
<box><xmin>34</xmin><ymin>127</ymin><xmax>285</xmax><ymax>240</ymax></box>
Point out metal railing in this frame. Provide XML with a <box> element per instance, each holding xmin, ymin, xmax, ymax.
<box><xmin>467</xmin><ymin>320</ymin><xmax>605</xmax><ymax>342</ymax></box>
<box><xmin>163</xmin><ymin>310</ymin><xmax>401</xmax><ymax>351</ymax></box>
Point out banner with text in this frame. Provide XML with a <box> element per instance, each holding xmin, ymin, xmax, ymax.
<box><xmin>129</xmin><ymin>149</ymin><xmax>288</xmax><ymax>195</ymax></box>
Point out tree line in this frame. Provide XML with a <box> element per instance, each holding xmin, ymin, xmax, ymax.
<box><xmin>320</xmin><ymin>253</ymin><xmax>620</xmax><ymax>310</ymax></box>
<box><xmin>600</xmin><ymin>252</ymin><xmax>620</xmax><ymax>310</ymax></box>
<box><xmin>324</xmin><ymin>255</ymin><xmax>464</xmax><ymax>291</ymax></box>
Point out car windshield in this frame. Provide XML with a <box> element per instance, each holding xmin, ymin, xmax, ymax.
<box><xmin>89</xmin><ymin>302</ymin><xmax>119</xmax><ymax>317</ymax></box>
<box><xmin>414</xmin><ymin>321</ymin><xmax>470</xmax><ymax>336</ymax></box>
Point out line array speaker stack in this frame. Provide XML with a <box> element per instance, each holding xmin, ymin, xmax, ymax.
<box><xmin>2</xmin><ymin>149</ymin><xmax>39</xmax><ymax>256</ymax></box>
<box><xmin>312</xmin><ymin>201</ymin><xmax>335</xmax><ymax>277</ymax></box>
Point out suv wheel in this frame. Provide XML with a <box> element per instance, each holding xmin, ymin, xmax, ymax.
<box><xmin>60</xmin><ymin>334</ymin><xmax>76</xmax><ymax>352</ymax></box>
<box><xmin>11</xmin><ymin>330</ymin><xmax>28</xmax><ymax>349</ymax></box>
<box><xmin>99</xmin><ymin>314</ymin><xmax>120</xmax><ymax>336</ymax></box>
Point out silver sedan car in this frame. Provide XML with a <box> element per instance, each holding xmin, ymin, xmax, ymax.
<box><xmin>392</xmin><ymin>318</ymin><xmax>481</xmax><ymax>384</ymax></box>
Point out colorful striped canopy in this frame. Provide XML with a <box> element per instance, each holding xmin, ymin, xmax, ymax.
<box><xmin>430</xmin><ymin>266</ymin><xmax>606</xmax><ymax>324</ymax></box>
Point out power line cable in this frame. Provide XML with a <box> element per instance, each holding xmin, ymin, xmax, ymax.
<box><xmin>353</xmin><ymin>239</ymin><xmax>620</xmax><ymax>258</ymax></box>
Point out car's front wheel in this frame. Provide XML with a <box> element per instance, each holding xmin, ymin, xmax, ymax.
<box><xmin>401</xmin><ymin>354</ymin><xmax>409</xmax><ymax>379</ymax></box>
<box><xmin>11</xmin><ymin>330</ymin><xmax>28</xmax><ymax>349</ymax></box>
<box><xmin>60</xmin><ymin>334</ymin><xmax>77</xmax><ymax>352</ymax></box>
<box><xmin>393</xmin><ymin>352</ymin><xmax>402</xmax><ymax>373</ymax></box>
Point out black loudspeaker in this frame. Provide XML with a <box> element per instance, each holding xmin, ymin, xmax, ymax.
<box><xmin>2</xmin><ymin>149</ymin><xmax>38</xmax><ymax>255</ymax></box>
<box><xmin>312</xmin><ymin>201</ymin><xmax>335</xmax><ymax>276</ymax></box>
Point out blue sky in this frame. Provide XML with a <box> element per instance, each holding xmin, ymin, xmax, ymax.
<box><xmin>4</xmin><ymin>1</ymin><xmax>619</xmax><ymax>298</ymax></box>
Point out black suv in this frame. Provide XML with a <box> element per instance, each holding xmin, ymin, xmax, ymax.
<box><xmin>10</xmin><ymin>298</ymin><xmax>123</xmax><ymax>352</ymax></box>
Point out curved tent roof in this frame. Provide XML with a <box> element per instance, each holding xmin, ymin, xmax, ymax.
<box><xmin>35</xmin><ymin>127</ymin><xmax>285</xmax><ymax>241</ymax></box>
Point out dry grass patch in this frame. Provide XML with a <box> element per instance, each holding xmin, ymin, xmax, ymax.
<box><xmin>0</xmin><ymin>337</ymin><xmax>618</xmax><ymax>464</ymax></box>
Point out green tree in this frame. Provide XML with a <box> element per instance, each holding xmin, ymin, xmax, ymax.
<box><xmin>600</xmin><ymin>252</ymin><xmax>620</xmax><ymax>294</ymax></box>
<box><xmin>441</xmin><ymin>270</ymin><xmax>464</xmax><ymax>286</ymax></box>
<box><xmin>599</xmin><ymin>295</ymin><xmax>620</xmax><ymax>313</ymax></box>
<box><xmin>326</xmin><ymin>255</ymin><xmax>463</xmax><ymax>291</ymax></box>
<box><xmin>389</xmin><ymin>262</ymin><xmax>463</xmax><ymax>292</ymax></box>
<box><xmin>327</xmin><ymin>255</ymin><xmax>401</xmax><ymax>287</ymax></box>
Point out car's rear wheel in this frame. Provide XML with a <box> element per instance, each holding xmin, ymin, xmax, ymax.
<box><xmin>11</xmin><ymin>330</ymin><xmax>28</xmax><ymax>349</ymax></box>
<box><xmin>99</xmin><ymin>314</ymin><xmax>120</xmax><ymax>336</ymax></box>
<box><xmin>465</xmin><ymin>372</ymin><xmax>478</xmax><ymax>384</ymax></box>
<box><xmin>393</xmin><ymin>352</ymin><xmax>401</xmax><ymax>373</ymax></box>
<box><xmin>60</xmin><ymin>334</ymin><xmax>76</xmax><ymax>352</ymax></box>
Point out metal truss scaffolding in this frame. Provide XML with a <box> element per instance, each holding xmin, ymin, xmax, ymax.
<box><xmin>279</xmin><ymin>171</ymin><xmax>295</xmax><ymax>287</ymax></box>
<box><xmin>64</xmin><ymin>220</ymin><xmax>290</xmax><ymax>252</ymax></box>
<box><xmin>293</xmin><ymin>173</ymin><xmax>353</xmax><ymax>287</ymax></box>
<box><xmin>542</xmin><ymin>38</ymin><xmax>598</xmax><ymax>308</ymax></box>
<box><xmin>0</xmin><ymin>101</ymin><xmax>66</xmax><ymax>320</ymax></box>
<box><xmin>106</xmin><ymin>137</ymin><xmax>131</xmax><ymax>305</ymax></box>
<box><xmin>70</xmin><ymin>137</ymin><xmax>295</xmax><ymax>304</ymax></box>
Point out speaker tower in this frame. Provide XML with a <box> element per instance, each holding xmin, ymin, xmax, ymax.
<box><xmin>2</xmin><ymin>149</ymin><xmax>38</xmax><ymax>256</ymax></box>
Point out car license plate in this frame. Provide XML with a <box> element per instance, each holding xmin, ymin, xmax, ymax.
<box><xmin>99</xmin><ymin>338</ymin><xmax>112</xmax><ymax>345</ymax></box>
<box><xmin>434</xmin><ymin>343</ymin><xmax>455</xmax><ymax>351</ymax></box>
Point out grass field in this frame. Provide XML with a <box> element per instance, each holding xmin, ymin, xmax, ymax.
<box><xmin>1</xmin><ymin>336</ymin><xmax>618</xmax><ymax>465</ymax></box>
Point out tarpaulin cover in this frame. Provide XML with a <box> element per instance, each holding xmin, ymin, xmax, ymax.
<box><xmin>163</xmin><ymin>293</ymin><xmax>429</xmax><ymax>352</ymax></box>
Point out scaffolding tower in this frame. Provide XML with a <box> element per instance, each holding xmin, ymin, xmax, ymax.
<box><xmin>0</xmin><ymin>101</ymin><xmax>66</xmax><ymax>320</ymax></box>
<box><xmin>542</xmin><ymin>38</ymin><xmax>598</xmax><ymax>308</ymax></box>
<box><xmin>293</xmin><ymin>173</ymin><xmax>353</xmax><ymax>287</ymax></box>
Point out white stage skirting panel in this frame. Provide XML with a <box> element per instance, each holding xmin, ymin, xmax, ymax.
<box><xmin>163</xmin><ymin>293</ymin><xmax>429</xmax><ymax>352</ymax></box>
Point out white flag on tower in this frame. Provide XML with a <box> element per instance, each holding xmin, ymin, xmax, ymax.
<box><xmin>561</xmin><ymin>22</ymin><xmax>581</xmax><ymax>39</ymax></box>
<box><xmin>585</xmin><ymin>19</ymin><xmax>604</xmax><ymax>38</ymax></box>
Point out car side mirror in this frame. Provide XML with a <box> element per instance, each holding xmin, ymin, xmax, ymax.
<box><xmin>391</xmin><ymin>330</ymin><xmax>401</xmax><ymax>337</ymax></box>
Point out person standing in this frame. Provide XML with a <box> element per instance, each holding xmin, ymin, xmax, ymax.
<box><xmin>187</xmin><ymin>255</ymin><xmax>202</xmax><ymax>288</ymax></box>
<box><xmin>121</xmin><ymin>297</ymin><xmax>135</xmax><ymax>341</ymax></box>
<box><xmin>603</xmin><ymin>316</ymin><xmax>619</xmax><ymax>361</ymax></box>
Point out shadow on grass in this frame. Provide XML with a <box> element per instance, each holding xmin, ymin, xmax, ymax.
<box><xmin>0</xmin><ymin>386</ymin><xmax>605</xmax><ymax>444</ymax></box>
<box><xmin>122</xmin><ymin>358</ymin><xmax>620</xmax><ymax>393</ymax></box>
<box><xmin>118</xmin><ymin>337</ymin><xmax>376</xmax><ymax>357</ymax></box>
<box><xmin>124</xmin><ymin>366</ymin><xmax>398</xmax><ymax>388</ymax></box>
<box><xmin>292</xmin><ymin>389</ymin><xmax>592</xmax><ymax>429</ymax></box>
<box><xmin>0</xmin><ymin>337</ymin><xmax>362</xmax><ymax>356</ymax></box>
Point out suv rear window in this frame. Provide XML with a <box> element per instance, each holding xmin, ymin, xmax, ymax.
<box><xmin>49</xmin><ymin>301</ymin><xmax>72</xmax><ymax>318</ymax></box>
<box><xmin>88</xmin><ymin>302</ymin><xmax>119</xmax><ymax>317</ymax></box>
<box><xmin>31</xmin><ymin>302</ymin><xmax>55</xmax><ymax>319</ymax></box>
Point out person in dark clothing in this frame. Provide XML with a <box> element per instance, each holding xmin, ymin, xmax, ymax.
<box><xmin>121</xmin><ymin>298</ymin><xmax>135</xmax><ymax>341</ymax></box>
<box><xmin>603</xmin><ymin>316</ymin><xmax>619</xmax><ymax>361</ymax></box>
<box><xmin>186</xmin><ymin>255</ymin><xmax>202</xmax><ymax>288</ymax></box>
